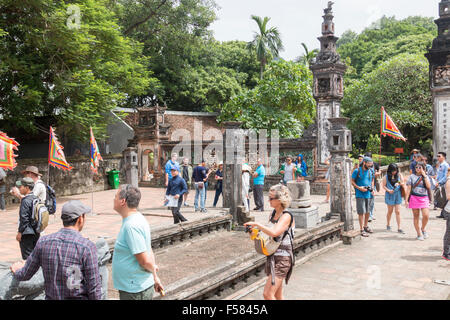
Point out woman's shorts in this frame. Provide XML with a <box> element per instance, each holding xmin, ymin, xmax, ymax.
<box><xmin>265</xmin><ymin>255</ymin><xmax>292</xmax><ymax>279</ymax></box>
<box><xmin>409</xmin><ymin>195</ymin><xmax>429</xmax><ymax>209</ymax></box>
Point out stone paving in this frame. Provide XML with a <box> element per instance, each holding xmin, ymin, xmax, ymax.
<box><xmin>242</xmin><ymin>195</ymin><xmax>450</xmax><ymax>300</ymax></box>
<box><xmin>1</xmin><ymin>186</ymin><xmax>449</xmax><ymax>300</ymax></box>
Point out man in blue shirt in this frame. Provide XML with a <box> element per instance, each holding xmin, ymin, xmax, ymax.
<box><xmin>164</xmin><ymin>153</ymin><xmax>180</xmax><ymax>187</ymax></box>
<box><xmin>351</xmin><ymin>157</ymin><xmax>375</xmax><ymax>237</ymax></box>
<box><xmin>112</xmin><ymin>185</ymin><xmax>164</xmax><ymax>300</ymax></box>
<box><xmin>435</xmin><ymin>152</ymin><xmax>449</xmax><ymax>219</ymax></box>
<box><xmin>192</xmin><ymin>160</ymin><xmax>208</xmax><ymax>213</ymax></box>
<box><xmin>166</xmin><ymin>166</ymin><xmax>188</xmax><ymax>224</ymax></box>
<box><xmin>252</xmin><ymin>158</ymin><xmax>266</xmax><ymax>211</ymax></box>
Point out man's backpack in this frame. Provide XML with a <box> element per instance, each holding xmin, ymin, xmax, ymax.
<box><xmin>434</xmin><ymin>185</ymin><xmax>447</xmax><ymax>209</ymax></box>
<box><xmin>36</xmin><ymin>181</ymin><xmax>56</xmax><ymax>215</ymax></box>
<box><xmin>45</xmin><ymin>185</ymin><xmax>57</xmax><ymax>215</ymax></box>
<box><xmin>32</xmin><ymin>198</ymin><xmax>49</xmax><ymax>233</ymax></box>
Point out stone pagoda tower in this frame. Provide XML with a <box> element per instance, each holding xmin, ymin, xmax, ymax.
<box><xmin>310</xmin><ymin>1</ymin><xmax>347</xmax><ymax>167</ymax></box>
<box><xmin>426</xmin><ymin>0</ymin><xmax>450</xmax><ymax>156</ymax></box>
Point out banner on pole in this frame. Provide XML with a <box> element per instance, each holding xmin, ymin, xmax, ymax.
<box><xmin>90</xmin><ymin>127</ymin><xmax>103</xmax><ymax>174</ymax></box>
<box><xmin>48</xmin><ymin>126</ymin><xmax>73</xmax><ymax>171</ymax></box>
<box><xmin>0</xmin><ymin>132</ymin><xmax>19</xmax><ymax>171</ymax></box>
<box><xmin>381</xmin><ymin>107</ymin><xmax>407</xmax><ymax>142</ymax></box>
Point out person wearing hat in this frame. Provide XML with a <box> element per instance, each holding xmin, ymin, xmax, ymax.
<box><xmin>11</xmin><ymin>166</ymin><xmax>46</xmax><ymax>203</ymax></box>
<box><xmin>410</xmin><ymin>149</ymin><xmax>420</xmax><ymax>161</ymax></box>
<box><xmin>14</xmin><ymin>177</ymin><xmax>40</xmax><ymax>260</ymax></box>
<box><xmin>165</xmin><ymin>165</ymin><xmax>188</xmax><ymax>224</ymax></box>
<box><xmin>11</xmin><ymin>200</ymin><xmax>102</xmax><ymax>300</ymax></box>
<box><xmin>213</xmin><ymin>162</ymin><xmax>224</xmax><ymax>208</ymax></box>
<box><xmin>351</xmin><ymin>157</ymin><xmax>375</xmax><ymax>237</ymax></box>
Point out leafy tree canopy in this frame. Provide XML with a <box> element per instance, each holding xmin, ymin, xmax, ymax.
<box><xmin>0</xmin><ymin>0</ymin><xmax>156</xmax><ymax>141</ymax></box>
<box><xmin>337</xmin><ymin>16</ymin><xmax>436</xmax><ymax>78</ymax></box>
<box><xmin>341</xmin><ymin>53</ymin><xmax>432</xmax><ymax>150</ymax></box>
<box><xmin>210</xmin><ymin>60</ymin><xmax>315</xmax><ymax>138</ymax></box>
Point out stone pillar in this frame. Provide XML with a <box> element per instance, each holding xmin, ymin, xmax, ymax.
<box><xmin>426</xmin><ymin>1</ymin><xmax>450</xmax><ymax>156</ymax></box>
<box><xmin>310</xmin><ymin>3</ymin><xmax>347</xmax><ymax>166</ymax></box>
<box><xmin>328</xmin><ymin>118</ymin><xmax>354</xmax><ymax>232</ymax></box>
<box><xmin>222</xmin><ymin>122</ymin><xmax>244</xmax><ymax>223</ymax></box>
<box><xmin>123</xmin><ymin>147</ymin><xmax>139</xmax><ymax>188</ymax></box>
<box><xmin>287</xmin><ymin>180</ymin><xmax>319</xmax><ymax>229</ymax></box>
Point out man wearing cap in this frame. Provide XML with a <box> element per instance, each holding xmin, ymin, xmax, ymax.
<box><xmin>15</xmin><ymin>177</ymin><xmax>40</xmax><ymax>259</ymax></box>
<box><xmin>10</xmin><ymin>200</ymin><xmax>102</xmax><ymax>300</ymax></box>
<box><xmin>351</xmin><ymin>157</ymin><xmax>375</xmax><ymax>237</ymax></box>
<box><xmin>164</xmin><ymin>153</ymin><xmax>180</xmax><ymax>187</ymax></box>
<box><xmin>165</xmin><ymin>165</ymin><xmax>188</xmax><ymax>224</ymax></box>
<box><xmin>11</xmin><ymin>166</ymin><xmax>46</xmax><ymax>203</ymax></box>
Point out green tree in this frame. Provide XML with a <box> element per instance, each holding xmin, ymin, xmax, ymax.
<box><xmin>211</xmin><ymin>60</ymin><xmax>315</xmax><ymax>138</ymax></box>
<box><xmin>114</xmin><ymin>0</ymin><xmax>220</xmax><ymax>110</ymax></box>
<box><xmin>248</xmin><ymin>15</ymin><xmax>284</xmax><ymax>79</ymax></box>
<box><xmin>337</xmin><ymin>16</ymin><xmax>436</xmax><ymax>78</ymax></box>
<box><xmin>296</xmin><ymin>43</ymin><xmax>319</xmax><ymax>67</ymax></box>
<box><xmin>0</xmin><ymin>0</ymin><xmax>156</xmax><ymax>141</ymax></box>
<box><xmin>341</xmin><ymin>53</ymin><xmax>432</xmax><ymax>150</ymax></box>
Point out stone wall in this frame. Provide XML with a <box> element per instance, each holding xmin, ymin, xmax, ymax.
<box><xmin>3</xmin><ymin>154</ymin><xmax>123</xmax><ymax>206</ymax></box>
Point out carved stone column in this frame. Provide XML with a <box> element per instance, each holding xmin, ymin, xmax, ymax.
<box><xmin>426</xmin><ymin>0</ymin><xmax>450</xmax><ymax>156</ymax></box>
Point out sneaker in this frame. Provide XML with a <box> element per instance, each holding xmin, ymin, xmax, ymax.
<box><xmin>368</xmin><ymin>218</ymin><xmax>372</xmax><ymax>222</ymax></box>
<box><xmin>442</xmin><ymin>254</ymin><xmax>450</xmax><ymax>261</ymax></box>
<box><xmin>194</xmin><ymin>208</ymin><xmax>200</xmax><ymax>212</ymax></box>
<box><xmin>422</xmin><ymin>231</ymin><xmax>429</xmax><ymax>239</ymax></box>
<box><xmin>398</xmin><ymin>229</ymin><xmax>405</xmax><ymax>234</ymax></box>
<box><xmin>417</xmin><ymin>235</ymin><xmax>424</xmax><ymax>241</ymax></box>
<box><xmin>386</xmin><ymin>226</ymin><xmax>392</xmax><ymax>231</ymax></box>
<box><xmin>364</xmin><ymin>227</ymin><xmax>373</xmax><ymax>234</ymax></box>
<box><xmin>201</xmin><ymin>209</ymin><xmax>208</xmax><ymax>213</ymax></box>
<box><xmin>361</xmin><ymin>230</ymin><xmax>369</xmax><ymax>237</ymax></box>
<box><xmin>184</xmin><ymin>202</ymin><xmax>189</xmax><ymax>207</ymax></box>
<box><xmin>436</xmin><ymin>214</ymin><xmax>445</xmax><ymax>219</ymax></box>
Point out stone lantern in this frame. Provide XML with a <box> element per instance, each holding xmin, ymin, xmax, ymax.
<box><xmin>426</xmin><ymin>0</ymin><xmax>450</xmax><ymax>156</ymax></box>
<box><xmin>328</xmin><ymin>118</ymin><xmax>354</xmax><ymax>233</ymax></box>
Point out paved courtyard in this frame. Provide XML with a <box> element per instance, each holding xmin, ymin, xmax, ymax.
<box><xmin>0</xmin><ymin>186</ymin><xmax>449</xmax><ymax>300</ymax></box>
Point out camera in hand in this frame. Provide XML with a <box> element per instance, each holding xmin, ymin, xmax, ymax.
<box><xmin>365</xmin><ymin>186</ymin><xmax>373</xmax><ymax>192</ymax></box>
<box><xmin>245</xmin><ymin>226</ymin><xmax>252</xmax><ymax>233</ymax></box>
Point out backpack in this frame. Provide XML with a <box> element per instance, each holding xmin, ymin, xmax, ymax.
<box><xmin>249</xmin><ymin>211</ymin><xmax>294</xmax><ymax>256</ymax></box>
<box><xmin>434</xmin><ymin>185</ymin><xmax>447</xmax><ymax>209</ymax></box>
<box><xmin>36</xmin><ymin>181</ymin><xmax>56</xmax><ymax>215</ymax></box>
<box><xmin>32</xmin><ymin>198</ymin><xmax>49</xmax><ymax>233</ymax></box>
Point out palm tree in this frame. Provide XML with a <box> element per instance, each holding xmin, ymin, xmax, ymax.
<box><xmin>248</xmin><ymin>15</ymin><xmax>284</xmax><ymax>79</ymax></box>
<box><xmin>296</xmin><ymin>43</ymin><xmax>319</xmax><ymax>67</ymax></box>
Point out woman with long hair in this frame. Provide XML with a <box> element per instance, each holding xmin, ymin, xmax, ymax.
<box><xmin>405</xmin><ymin>162</ymin><xmax>432</xmax><ymax>241</ymax></box>
<box><xmin>244</xmin><ymin>184</ymin><xmax>295</xmax><ymax>300</ymax></box>
<box><xmin>383</xmin><ymin>163</ymin><xmax>405</xmax><ymax>233</ymax></box>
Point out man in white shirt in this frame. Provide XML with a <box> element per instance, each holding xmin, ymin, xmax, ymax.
<box><xmin>11</xmin><ymin>166</ymin><xmax>46</xmax><ymax>202</ymax></box>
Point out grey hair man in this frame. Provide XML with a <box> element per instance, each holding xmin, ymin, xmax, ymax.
<box><xmin>112</xmin><ymin>185</ymin><xmax>164</xmax><ymax>300</ymax></box>
<box><xmin>252</xmin><ymin>158</ymin><xmax>266</xmax><ymax>211</ymax></box>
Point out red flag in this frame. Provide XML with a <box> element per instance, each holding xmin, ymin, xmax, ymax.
<box><xmin>381</xmin><ymin>107</ymin><xmax>406</xmax><ymax>141</ymax></box>
<box><xmin>48</xmin><ymin>126</ymin><xmax>73</xmax><ymax>171</ymax></box>
<box><xmin>90</xmin><ymin>127</ymin><xmax>103</xmax><ymax>174</ymax></box>
<box><xmin>0</xmin><ymin>132</ymin><xmax>19</xmax><ymax>171</ymax></box>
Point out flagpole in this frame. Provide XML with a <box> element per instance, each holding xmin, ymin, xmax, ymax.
<box><xmin>379</xmin><ymin>107</ymin><xmax>383</xmax><ymax>168</ymax></box>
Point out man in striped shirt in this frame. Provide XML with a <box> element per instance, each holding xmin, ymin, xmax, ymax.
<box><xmin>10</xmin><ymin>200</ymin><xmax>101</xmax><ymax>300</ymax></box>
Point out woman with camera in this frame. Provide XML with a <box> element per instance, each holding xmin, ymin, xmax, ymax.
<box><xmin>383</xmin><ymin>163</ymin><xmax>405</xmax><ymax>234</ymax></box>
<box><xmin>244</xmin><ymin>184</ymin><xmax>294</xmax><ymax>300</ymax></box>
<box><xmin>405</xmin><ymin>162</ymin><xmax>432</xmax><ymax>241</ymax></box>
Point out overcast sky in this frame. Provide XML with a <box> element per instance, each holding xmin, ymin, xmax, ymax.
<box><xmin>210</xmin><ymin>0</ymin><xmax>439</xmax><ymax>61</ymax></box>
